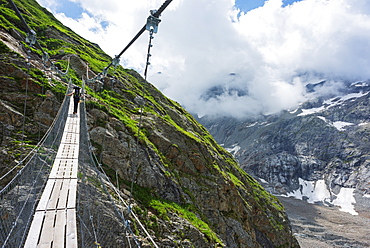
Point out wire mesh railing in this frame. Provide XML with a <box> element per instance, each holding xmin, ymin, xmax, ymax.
<box><xmin>0</xmin><ymin>88</ymin><xmax>70</xmax><ymax>248</ymax></box>
<box><xmin>0</xmin><ymin>86</ymin><xmax>150</xmax><ymax>248</ymax></box>
<box><xmin>1</xmin><ymin>0</ymin><xmax>173</xmax><ymax>245</ymax></box>
<box><xmin>77</xmin><ymin>96</ymin><xmax>142</xmax><ymax>247</ymax></box>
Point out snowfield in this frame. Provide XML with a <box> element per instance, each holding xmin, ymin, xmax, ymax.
<box><xmin>298</xmin><ymin>91</ymin><xmax>369</xmax><ymax>117</ymax></box>
<box><xmin>286</xmin><ymin>178</ymin><xmax>358</xmax><ymax>215</ymax></box>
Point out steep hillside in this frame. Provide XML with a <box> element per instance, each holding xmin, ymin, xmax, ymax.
<box><xmin>200</xmin><ymin>81</ymin><xmax>370</xmax><ymax>216</ymax></box>
<box><xmin>0</xmin><ymin>0</ymin><xmax>299</xmax><ymax>247</ymax></box>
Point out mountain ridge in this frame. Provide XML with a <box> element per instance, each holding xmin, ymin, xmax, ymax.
<box><xmin>199</xmin><ymin>79</ymin><xmax>370</xmax><ymax>216</ymax></box>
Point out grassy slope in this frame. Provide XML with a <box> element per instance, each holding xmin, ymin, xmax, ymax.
<box><xmin>0</xmin><ymin>0</ymin><xmax>297</xmax><ymax>246</ymax></box>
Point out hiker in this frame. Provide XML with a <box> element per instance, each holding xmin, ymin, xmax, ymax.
<box><xmin>67</xmin><ymin>86</ymin><xmax>81</xmax><ymax>114</ymax></box>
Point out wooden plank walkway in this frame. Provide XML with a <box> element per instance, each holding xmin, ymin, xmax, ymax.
<box><xmin>24</xmin><ymin>97</ymin><xmax>79</xmax><ymax>248</ymax></box>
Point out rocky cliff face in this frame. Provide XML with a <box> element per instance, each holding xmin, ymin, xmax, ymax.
<box><xmin>0</xmin><ymin>28</ymin><xmax>63</xmax><ymax>178</ymax></box>
<box><xmin>0</xmin><ymin>0</ymin><xmax>298</xmax><ymax>247</ymax></box>
<box><xmin>200</xmin><ymin>81</ymin><xmax>370</xmax><ymax>215</ymax></box>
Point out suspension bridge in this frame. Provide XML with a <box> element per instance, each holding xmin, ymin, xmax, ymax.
<box><xmin>0</xmin><ymin>85</ymin><xmax>148</xmax><ymax>247</ymax></box>
<box><xmin>0</xmin><ymin>0</ymin><xmax>174</xmax><ymax>246</ymax></box>
<box><xmin>24</xmin><ymin>96</ymin><xmax>79</xmax><ymax>247</ymax></box>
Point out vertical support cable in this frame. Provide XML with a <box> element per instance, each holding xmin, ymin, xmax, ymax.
<box><xmin>21</xmin><ymin>50</ymin><xmax>31</xmax><ymax>145</ymax></box>
<box><xmin>127</xmin><ymin>27</ymin><xmax>159</xmax><ymax>248</ymax></box>
<box><xmin>130</xmin><ymin>28</ymin><xmax>156</xmax><ymax>205</ymax></box>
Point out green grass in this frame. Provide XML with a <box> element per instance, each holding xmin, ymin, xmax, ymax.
<box><xmin>131</xmin><ymin>182</ymin><xmax>224</xmax><ymax>246</ymax></box>
<box><xmin>0</xmin><ymin>41</ymin><xmax>14</xmax><ymax>53</ymax></box>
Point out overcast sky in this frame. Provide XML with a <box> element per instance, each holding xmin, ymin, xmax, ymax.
<box><xmin>36</xmin><ymin>0</ymin><xmax>370</xmax><ymax>118</ymax></box>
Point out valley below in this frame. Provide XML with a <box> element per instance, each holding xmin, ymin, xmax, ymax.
<box><xmin>278</xmin><ymin>196</ymin><xmax>370</xmax><ymax>248</ymax></box>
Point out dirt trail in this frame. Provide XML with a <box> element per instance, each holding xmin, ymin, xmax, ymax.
<box><xmin>278</xmin><ymin>196</ymin><xmax>370</xmax><ymax>248</ymax></box>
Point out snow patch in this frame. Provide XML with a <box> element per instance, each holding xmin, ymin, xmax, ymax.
<box><xmin>225</xmin><ymin>144</ymin><xmax>241</xmax><ymax>156</ymax></box>
<box><xmin>244</xmin><ymin>122</ymin><xmax>258</xmax><ymax>128</ymax></box>
<box><xmin>286</xmin><ymin>178</ymin><xmax>358</xmax><ymax>215</ymax></box>
<box><xmin>259</xmin><ymin>178</ymin><xmax>268</xmax><ymax>184</ymax></box>
<box><xmin>364</xmin><ymin>194</ymin><xmax>370</xmax><ymax>198</ymax></box>
<box><xmin>298</xmin><ymin>91</ymin><xmax>369</xmax><ymax>116</ymax></box>
<box><xmin>287</xmin><ymin>179</ymin><xmax>330</xmax><ymax>204</ymax></box>
<box><xmin>341</xmin><ymin>92</ymin><xmax>368</xmax><ymax>101</ymax></box>
<box><xmin>316</xmin><ymin>116</ymin><xmax>327</xmax><ymax>122</ymax></box>
<box><xmin>332</xmin><ymin>121</ymin><xmax>354</xmax><ymax>131</ymax></box>
<box><xmin>332</xmin><ymin>188</ymin><xmax>358</xmax><ymax>215</ymax></box>
<box><xmin>316</xmin><ymin>116</ymin><xmax>354</xmax><ymax>131</ymax></box>
<box><xmin>298</xmin><ymin>106</ymin><xmax>325</xmax><ymax>116</ymax></box>
<box><xmin>289</xmin><ymin>108</ymin><xmax>299</xmax><ymax>114</ymax></box>
<box><xmin>351</xmin><ymin>81</ymin><xmax>369</xmax><ymax>87</ymax></box>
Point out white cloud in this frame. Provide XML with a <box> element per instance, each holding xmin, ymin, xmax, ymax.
<box><xmin>36</xmin><ymin>0</ymin><xmax>370</xmax><ymax>118</ymax></box>
<box><xmin>36</xmin><ymin>0</ymin><xmax>58</xmax><ymax>9</ymax></box>
<box><xmin>54</xmin><ymin>12</ymin><xmax>106</xmax><ymax>37</ymax></box>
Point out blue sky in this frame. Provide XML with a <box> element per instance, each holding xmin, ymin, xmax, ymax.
<box><xmin>235</xmin><ymin>0</ymin><xmax>302</xmax><ymax>12</ymax></box>
<box><xmin>60</xmin><ymin>2</ymin><xmax>80</xmax><ymax>18</ymax></box>
<box><xmin>49</xmin><ymin>0</ymin><xmax>303</xmax><ymax>19</ymax></box>
<box><xmin>52</xmin><ymin>0</ymin><xmax>83</xmax><ymax>19</ymax></box>
<box><xmin>36</xmin><ymin>0</ymin><xmax>370</xmax><ymax>118</ymax></box>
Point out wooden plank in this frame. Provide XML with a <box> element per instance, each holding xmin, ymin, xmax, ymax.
<box><xmin>70</xmin><ymin>121</ymin><xmax>79</xmax><ymax>126</ymax></box>
<box><xmin>70</xmin><ymin>159</ymin><xmax>78</xmax><ymax>178</ymax></box>
<box><xmin>50</xmin><ymin>159</ymin><xmax>78</xmax><ymax>179</ymax></box>
<box><xmin>61</xmin><ymin>132</ymin><xmax>77</xmax><ymax>144</ymax></box>
<box><xmin>49</xmin><ymin>162</ymin><xmax>59</xmax><ymax>179</ymax></box>
<box><xmin>64</xmin><ymin>126</ymin><xmax>72</xmax><ymax>133</ymax></box>
<box><xmin>61</xmin><ymin>162</ymin><xmax>71</xmax><ymax>179</ymax></box>
<box><xmin>72</xmin><ymin>133</ymin><xmax>80</xmax><ymax>144</ymax></box>
<box><xmin>36</xmin><ymin>180</ymin><xmax>56</xmax><ymax>211</ymax></box>
<box><xmin>60</xmin><ymin>160</ymin><xmax>72</xmax><ymax>179</ymax></box>
<box><xmin>55</xmin><ymin>144</ymin><xmax>67</xmax><ymax>159</ymax></box>
<box><xmin>53</xmin><ymin>209</ymin><xmax>66</xmax><ymax>247</ymax></box>
<box><xmin>66</xmin><ymin>116</ymin><xmax>79</xmax><ymax>124</ymax></box>
<box><xmin>57</xmin><ymin>180</ymin><xmax>70</xmax><ymax>209</ymax></box>
<box><xmin>64</xmin><ymin>124</ymin><xmax>79</xmax><ymax>134</ymax></box>
<box><xmin>38</xmin><ymin>211</ymin><xmax>56</xmax><ymax>248</ymax></box>
<box><xmin>61</xmin><ymin>132</ymin><xmax>79</xmax><ymax>144</ymax></box>
<box><xmin>56</xmin><ymin>144</ymin><xmax>79</xmax><ymax>159</ymax></box>
<box><xmin>60</xmin><ymin>132</ymin><xmax>76</xmax><ymax>144</ymax></box>
<box><xmin>26</xmin><ymin>95</ymin><xmax>80</xmax><ymax>247</ymax></box>
<box><xmin>66</xmin><ymin>209</ymin><xmax>78</xmax><ymax>248</ymax></box>
<box><xmin>49</xmin><ymin>159</ymin><xmax>66</xmax><ymax>179</ymax></box>
<box><xmin>24</xmin><ymin>211</ymin><xmax>45</xmax><ymax>248</ymax></box>
<box><xmin>70</xmin><ymin>143</ymin><xmax>79</xmax><ymax>154</ymax></box>
<box><xmin>63</xmin><ymin>160</ymin><xmax>78</xmax><ymax>179</ymax></box>
<box><xmin>67</xmin><ymin>179</ymin><xmax>77</xmax><ymax>209</ymax></box>
<box><xmin>61</xmin><ymin>144</ymin><xmax>78</xmax><ymax>159</ymax></box>
<box><xmin>47</xmin><ymin>179</ymin><xmax>63</xmax><ymax>210</ymax></box>
<box><xmin>59</xmin><ymin>160</ymin><xmax>70</xmax><ymax>179</ymax></box>
<box><xmin>68</xmin><ymin>97</ymin><xmax>74</xmax><ymax>112</ymax></box>
<box><xmin>62</xmin><ymin>126</ymin><xmax>79</xmax><ymax>137</ymax></box>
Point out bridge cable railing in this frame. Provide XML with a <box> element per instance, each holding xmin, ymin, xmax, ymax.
<box><xmin>79</xmin><ymin>20</ymin><xmax>164</xmax><ymax>248</ymax></box>
<box><xmin>77</xmin><ymin>94</ymin><xmax>144</xmax><ymax>247</ymax></box>
<box><xmin>8</xmin><ymin>0</ymin><xmax>71</xmax><ymax>75</ymax></box>
<box><xmin>1</xmin><ymin>0</ymin><xmax>73</xmax><ymax>184</ymax></box>
<box><xmin>0</xmin><ymin>84</ymin><xmax>71</xmax><ymax>248</ymax></box>
<box><xmin>85</xmin><ymin>0</ymin><xmax>172</xmax><ymax>84</ymax></box>
<box><xmin>3</xmin><ymin>0</ymin><xmax>173</xmax><ymax>246</ymax></box>
<box><xmin>78</xmin><ymin>1</ymin><xmax>173</xmax><ymax>246</ymax></box>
